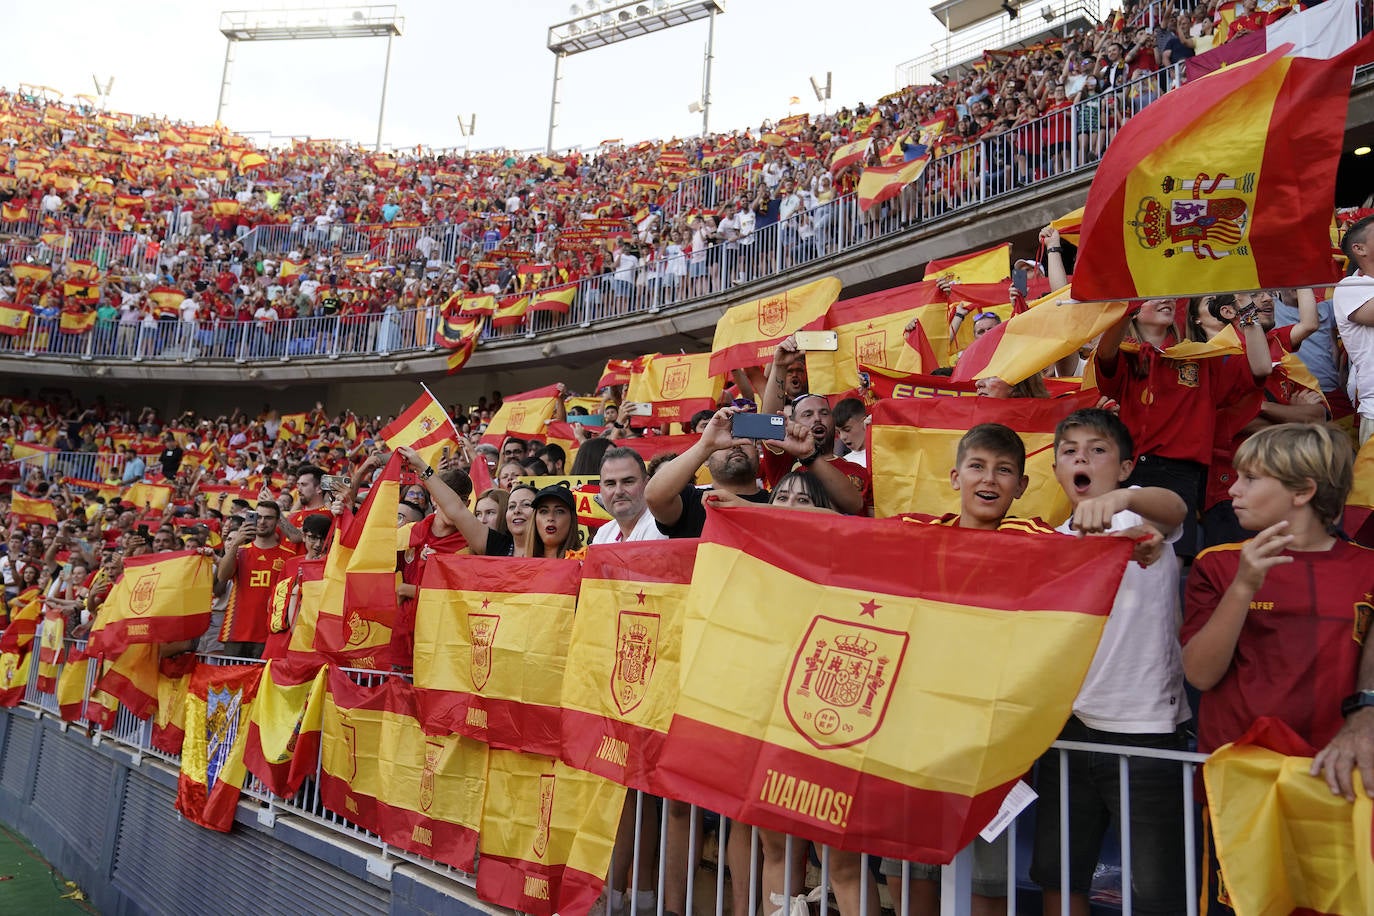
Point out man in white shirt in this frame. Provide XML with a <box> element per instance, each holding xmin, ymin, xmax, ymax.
<box><xmin>1334</xmin><ymin>216</ymin><xmax>1374</xmax><ymax>444</ymax></box>
<box><xmin>590</xmin><ymin>447</ymin><xmax>667</xmax><ymax>545</ymax></box>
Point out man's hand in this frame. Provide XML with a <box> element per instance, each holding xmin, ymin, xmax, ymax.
<box><xmin>1069</xmin><ymin>489</ymin><xmax>1131</xmax><ymax>535</ymax></box>
<box><xmin>772</xmin><ymin>334</ymin><xmax>800</xmax><ymax>367</ymax></box>
<box><xmin>699</xmin><ymin>407</ymin><xmax>753</xmax><ymax>454</ymax></box>
<box><xmin>778</xmin><ymin>420</ymin><xmax>816</xmax><ymax>459</ymax></box>
<box><xmin>396</xmin><ymin>445</ymin><xmax>428</xmax><ymax>475</ymax></box>
<box><xmin>1039</xmin><ymin>225</ymin><xmax>1061</xmax><ymax>247</ymax></box>
<box><xmin>1312</xmin><ymin>710</ymin><xmax>1374</xmax><ymax>801</ymax></box>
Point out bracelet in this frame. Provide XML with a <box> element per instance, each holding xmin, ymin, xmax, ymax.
<box><xmin>1047</xmin><ymin>246</ymin><xmax>1062</xmax><ymax>253</ymax></box>
<box><xmin>797</xmin><ymin>445</ymin><xmax>823</xmax><ymax>467</ymax></box>
<box><xmin>421</xmin><ymin>466</ymin><xmax>435</xmax><ymax>479</ymax></box>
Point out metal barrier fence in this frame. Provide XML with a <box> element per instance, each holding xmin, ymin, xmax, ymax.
<box><xmin>8</xmin><ymin>623</ymin><xmax>1214</xmax><ymax>916</ymax></box>
<box><xmin>10</xmin><ymin>449</ymin><xmax>124</xmax><ymax>483</ymax></box>
<box><xmin>664</xmin><ymin>162</ymin><xmax>761</xmax><ymax>218</ymax></box>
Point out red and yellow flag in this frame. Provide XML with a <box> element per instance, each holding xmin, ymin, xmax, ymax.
<box><xmin>277</xmin><ymin>412</ymin><xmax>309</xmax><ymax>441</ymax></box>
<box><xmin>1073</xmin><ymin>39</ymin><xmax>1374</xmax><ymax>300</ymax></box>
<box><xmin>10</xmin><ymin>264</ymin><xmax>51</xmax><ymax>284</ymax></box>
<box><xmin>87</xmin><ymin>550</ymin><xmax>213</xmax><ymax>657</ymax></box>
<box><xmin>58</xmin><ymin>309</ymin><xmax>97</xmax><ymax>334</ymax></box>
<box><xmin>211</xmin><ymin>198</ymin><xmax>240</xmax><ymax>216</ymax></box>
<box><xmin>949</xmin><ymin>287</ymin><xmax>1124</xmax><ymax>384</ymax></box>
<box><xmin>176</xmin><ymin>662</ymin><xmax>263</xmax><ymax>831</ymax></box>
<box><xmin>869</xmin><ymin>392</ymin><xmax>1101</xmax><ymax>524</ymax></box>
<box><xmin>446</xmin><ymin>335</ymin><xmax>478</xmax><ymax>375</ymax></box>
<box><xmin>923</xmin><ymin>243</ymin><xmax>1011</xmax><ymax>285</ymax></box>
<box><xmin>828</xmin><ymin>138</ymin><xmax>872</xmax><ymax>173</ymax></box>
<box><xmin>242</xmin><ymin>659</ymin><xmax>327</xmax><ymax>798</ymax></box>
<box><xmin>654</xmin><ymin>505</ymin><xmax>1132</xmax><ymax>862</ymax></box>
<box><xmin>279</xmin><ymin>258</ymin><xmax>306</xmax><ymax>278</ymax></box>
<box><xmin>434</xmin><ymin>308</ymin><xmax>483</xmax><ymax>350</ymax></box>
<box><xmin>57</xmin><ymin>646</ymin><xmax>110</xmax><ymax>724</ymax></box>
<box><xmin>9</xmin><ymin>494</ymin><xmax>58</xmax><ymax>525</ymax></box>
<box><xmin>1204</xmin><ymin>717</ymin><xmax>1374</xmax><ymax>914</ymax></box>
<box><xmin>0</xmin><ymin>587</ymin><xmax>41</xmax><ymax>654</ymax></box>
<box><xmin>124</xmin><ymin>481</ymin><xmax>173</xmax><ymax>509</ymax></box>
<box><xmin>529</xmin><ymin>285</ymin><xmax>577</xmax><ymax>314</ymax></box>
<box><xmin>709</xmin><ymin>277</ymin><xmax>843</xmax><ymax>375</ymax></box>
<box><xmin>491</xmin><ymin>294</ymin><xmax>531</xmax><ymax>328</ymax></box>
<box><xmin>413</xmin><ymin>556</ymin><xmax>580</xmax><ymax>756</ymax></box>
<box><xmin>597</xmin><ymin>358</ymin><xmax>639</xmax><ymax>390</ymax></box>
<box><xmin>624</xmin><ymin>352</ymin><xmax>723</xmax><ymax>426</ymax></box>
<box><xmin>151</xmin><ymin>653</ymin><xmax>197</xmax><ymax>756</ymax></box>
<box><xmin>0</xmin><ymin>302</ymin><xmax>32</xmax><ymax>336</ymax></box>
<box><xmin>857</xmin><ymin>155</ymin><xmax>929</xmax><ymax>213</ymax></box>
<box><xmin>380</xmin><ymin>388</ymin><xmax>458</xmax><ymax>468</ymax></box>
<box><xmin>803</xmin><ymin>281</ymin><xmax>946</xmax><ymax>394</ymax></box>
<box><xmin>460</xmin><ymin>294</ymin><xmax>497</xmax><ymax>317</ymax></box>
<box><xmin>320</xmin><ymin>669</ymin><xmax>488</xmax><ymax>871</ymax></box>
<box><xmin>1049</xmin><ymin>206</ymin><xmax>1083</xmax><ymax>246</ymax></box>
<box><xmin>561</xmin><ymin>540</ymin><xmax>698</xmax><ymax>792</ymax></box>
<box><xmin>36</xmin><ymin>608</ymin><xmax>64</xmax><ymax>693</ymax></box>
<box><xmin>0</xmin><ymin>647</ymin><xmax>31</xmax><ymax>707</ymax></box>
<box><xmin>479</xmin><ymin>385</ymin><xmax>563</xmax><ymax>448</ymax></box>
<box><xmin>147</xmin><ymin>286</ymin><xmax>183</xmax><ymax>317</ymax></box>
<box><xmin>477</xmin><ymin>750</ymin><xmax>626</xmax><ymax>916</ymax></box>
<box><xmin>95</xmin><ymin>643</ymin><xmax>161</xmax><ymax>720</ymax></box>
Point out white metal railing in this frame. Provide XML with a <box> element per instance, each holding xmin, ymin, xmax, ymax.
<box><xmin>7</xmin><ymin>449</ymin><xmax>124</xmax><ymax>483</ymax></box>
<box><xmin>663</xmin><ymin>161</ymin><xmax>760</xmax><ymax>217</ymax></box>
<box><xmin>8</xmin><ymin>631</ymin><xmax>1214</xmax><ymax>916</ymax></box>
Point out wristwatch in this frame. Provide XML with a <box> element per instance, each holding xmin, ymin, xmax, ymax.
<box><xmin>797</xmin><ymin>445</ymin><xmax>823</xmax><ymax>467</ymax></box>
<box><xmin>1340</xmin><ymin>690</ymin><xmax>1374</xmax><ymax>717</ymax></box>
<box><xmin>421</xmin><ymin>466</ymin><xmax>435</xmax><ymax>480</ymax></box>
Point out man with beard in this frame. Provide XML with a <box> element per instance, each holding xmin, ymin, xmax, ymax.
<box><xmin>645</xmin><ymin>405</ymin><xmax>772</xmax><ymax>538</ymax></box>
<box><xmin>761</xmin><ymin>393</ymin><xmax>870</xmax><ymax>516</ymax></box>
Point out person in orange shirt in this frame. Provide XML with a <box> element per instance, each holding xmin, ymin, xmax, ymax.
<box><xmin>214</xmin><ymin>498</ymin><xmax>298</xmax><ymax>658</ymax></box>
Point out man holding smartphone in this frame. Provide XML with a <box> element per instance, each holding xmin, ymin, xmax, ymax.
<box><xmin>215</xmin><ymin>499</ymin><xmax>298</xmax><ymax>659</ymax></box>
<box><xmin>645</xmin><ymin>406</ymin><xmax>771</xmax><ymax>539</ymax></box>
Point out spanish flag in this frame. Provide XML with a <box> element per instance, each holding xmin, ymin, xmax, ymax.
<box><xmin>461</xmin><ymin>294</ymin><xmax>497</xmax><ymax>317</ymax></box>
<box><xmin>597</xmin><ymin>358</ymin><xmax>639</xmax><ymax>390</ymax></box>
<box><xmin>237</xmin><ymin>152</ymin><xmax>268</xmax><ymax>172</ymax></box>
<box><xmin>320</xmin><ymin>669</ymin><xmax>488</xmax><ymax>871</ymax></box>
<box><xmin>176</xmin><ymin>662</ymin><xmax>263</xmax><ymax>831</ymax></box>
<box><xmin>1</xmin><ymin>202</ymin><xmax>28</xmax><ymax>221</ymax></box>
<box><xmin>62</xmin><ymin>281</ymin><xmax>99</xmax><ymax>305</ymax></box>
<box><xmin>125</xmin><ymin>481</ymin><xmax>173</xmax><ymax>509</ymax></box>
<box><xmin>413</xmin><ymin>556</ymin><xmax>580</xmax><ymax>756</ymax></box>
<box><xmin>58</xmin><ymin>309</ymin><xmax>97</xmax><ymax>334</ymax></box>
<box><xmin>211</xmin><ymin>198</ymin><xmax>240</xmax><ymax>216</ymax></box>
<box><xmin>57</xmin><ymin>646</ymin><xmax>105</xmax><ymax>723</ymax></box>
<box><xmin>434</xmin><ymin>309</ymin><xmax>483</xmax><ymax>351</ymax></box>
<box><xmin>624</xmin><ymin>352</ymin><xmax>723</xmax><ymax>426</ymax></box>
<box><xmin>380</xmin><ymin>388</ymin><xmax>458</xmax><ymax>468</ymax></box>
<box><xmin>279</xmin><ymin>258</ymin><xmax>307</xmax><ymax>278</ymax></box>
<box><xmin>856</xmin><ymin>154</ymin><xmax>929</xmax><ymax>213</ymax></box>
<box><xmin>36</xmin><ymin>609</ymin><xmax>64</xmax><ymax>694</ymax></box>
<box><xmin>829</xmin><ymin>138</ymin><xmax>872</xmax><ymax>173</ymax></box>
<box><xmin>529</xmin><ymin>284</ymin><xmax>577</xmax><ymax>314</ymax></box>
<box><xmin>862</xmin><ymin>367</ymin><xmax>979</xmax><ymax>401</ymax></box>
<box><xmin>1073</xmin><ymin>38</ymin><xmax>1374</xmax><ymax>300</ymax></box>
<box><xmin>0</xmin><ymin>587</ymin><xmax>41</xmax><ymax>655</ymax></box>
<box><xmin>561</xmin><ymin>540</ymin><xmax>698</xmax><ymax>792</ymax></box>
<box><xmin>9</xmin><ymin>494</ymin><xmax>58</xmax><ymax>525</ymax></box>
<box><xmin>95</xmin><ymin>642</ymin><xmax>161</xmax><ymax>720</ymax></box>
<box><xmin>1049</xmin><ymin>206</ymin><xmax>1083</xmax><ymax>246</ymax></box>
<box><xmin>708</xmin><ymin>276</ymin><xmax>843</xmax><ymax>375</ymax></box>
<box><xmin>147</xmin><ymin>286</ymin><xmax>183</xmax><ymax>317</ymax></box>
<box><xmin>479</xmin><ymin>385</ymin><xmax>563</xmax><ymax>448</ymax></box>
<box><xmin>151</xmin><ymin>653</ymin><xmax>197</xmax><ymax>756</ymax></box>
<box><xmin>0</xmin><ymin>302</ymin><xmax>32</xmax><ymax>336</ymax></box>
<box><xmin>654</xmin><ymin>504</ymin><xmax>1131</xmax><ymax>862</ymax></box>
<box><xmin>1344</xmin><ymin>435</ymin><xmax>1374</xmax><ymax>538</ymax></box>
<box><xmin>477</xmin><ymin>750</ymin><xmax>626</xmax><ymax>916</ymax></box>
<box><xmin>923</xmin><ymin>243</ymin><xmax>1011</xmax><ymax>285</ymax></box>
<box><xmin>491</xmin><ymin>294</ymin><xmax>531</xmax><ymax>328</ymax></box>
<box><xmin>87</xmin><ymin>550</ymin><xmax>214</xmax><ymax>657</ymax></box>
<box><xmin>10</xmin><ymin>263</ymin><xmax>51</xmax><ymax>284</ymax></box>
<box><xmin>446</xmin><ymin>336</ymin><xmax>478</xmax><ymax>375</ymax></box>
<box><xmin>267</xmin><ymin>557</ymin><xmax>326</xmax><ymax>663</ymax></box>
<box><xmin>278</xmin><ymin>412</ymin><xmax>309</xmax><ymax>441</ymax></box>
<box><xmin>869</xmin><ymin>392</ymin><xmax>1101</xmax><ymax>524</ymax></box>
<box><xmin>950</xmin><ymin>288</ymin><xmax>1125</xmax><ymax>384</ymax></box>
<box><xmin>242</xmin><ymin>660</ymin><xmax>327</xmax><ymax>798</ymax></box>
<box><xmin>0</xmin><ymin>648</ymin><xmax>31</xmax><ymax>707</ymax></box>
<box><xmin>803</xmin><ymin>281</ymin><xmax>945</xmax><ymax>394</ymax></box>
<box><xmin>1204</xmin><ymin>717</ymin><xmax>1374</xmax><ymax>914</ymax></box>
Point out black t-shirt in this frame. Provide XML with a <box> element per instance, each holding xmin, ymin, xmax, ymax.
<box><xmin>159</xmin><ymin>446</ymin><xmax>184</xmax><ymax>478</ymax></box>
<box><xmin>656</xmin><ymin>483</ymin><xmax>770</xmax><ymax>539</ymax></box>
<box><xmin>484</xmin><ymin>529</ymin><xmax>516</xmax><ymax>557</ymax></box>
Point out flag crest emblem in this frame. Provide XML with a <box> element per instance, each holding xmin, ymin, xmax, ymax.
<box><xmin>205</xmin><ymin>685</ymin><xmax>244</xmax><ymax>789</ymax></box>
<box><xmin>660</xmin><ymin>364</ymin><xmax>691</xmax><ymax>401</ymax></box>
<box><xmin>1132</xmin><ymin>172</ymin><xmax>1255</xmax><ymax>261</ymax></box>
<box><xmin>856</xmin><ymin>330</ymin><xmax>887</xmax><ymax>369</ymax></box>
<box><xmin>130</xmin><ymin>570</ymin><xmax>160</xmax><ymax>615</ymax></box>
<box><xmin>419</xmin><ymin>740</ymin><xmax>442</xmax><ymax>811</ymax></box>
<box><xmin>507</xmin><ymin>405</ymin><xmax>527</xmax><ymax>430</ymax></box>
<box><xmin>785</xmin><ymin>616</ymin><xmax>908</xmax><ymax>750</ymax></box>
<box><xmin>611</xmin><ymin>611</ymin><xmax>658</xmax><ymax>715</ymax></box>
<box><xmin>757</xmin><ymin>296</ymin><xmax>788</xmax><ymax>337</ymax></box>
<box><xmin>533</xmin><ymin>773</ymin><xmax>556</xmax><ymax>858</ymax></box>
<box><xmin>470</xmin><ymin>613</ymin><xmax>500</xmax><ymax>690</ymax></box>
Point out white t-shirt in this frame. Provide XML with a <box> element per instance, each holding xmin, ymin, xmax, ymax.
<box><xmin>1055</xmin><ymin>498</ymin><xmax>1188</xmax><ymax>733</ymax></box>
<box><xmin>591</xmin><ymin>508</ymin><xmax>669</xmax><ymax>545</ymax></box>
<box><xmin>1333</xmin><ymin>271</ymin><xmax>1374</xmax><ymax>419</ymax></box>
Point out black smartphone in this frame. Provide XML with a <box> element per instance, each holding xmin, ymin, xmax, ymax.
<box><xmin>731</xmin><ymin>412</ymin><xmax>787</xmax><ymax>441</ymax></box>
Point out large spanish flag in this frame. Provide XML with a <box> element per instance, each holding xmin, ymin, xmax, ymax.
<box><xmin>147</xmin><ymin>286</ymin><xmax>184</xmax><ymax>317</ymax></box>
<box><xmin>86</xmin><ymin>550</ymin><xmax>214</xmax><ymax>656</ymax></box>
<box><xmin>0</xmin><ymin>648</ymin><xmax>32</xmax><ymax>707</ymax></box>
<box><xmin>320</xmin><ymin>669</ymin><xmax>488</xmax><ymax>871</ymax></box>
<box><xmin>491</xmin><ymin>294</ymin><xmax>531</xmax><ymax>328</ymax></box>
<box><xmin>529</xmin><ymin>284</ymin><xmax>577</xmax><ymax>314</ymax></box>
<box><xmin>923</xmin><ymin>243</ymin><xmax>1011</xmax><ymax>285</ymax></box>
<box><xmin>460</xmin><ymin>294</ymin><xmax>497</xmax><ymax>317</ymax></box>
<box><xmin>277</xmin><ymin>412</ymin><xmax>309</xmax><ymax>441</ymax></box>
<box><xmin>9</xmin><ymin>494</ymin><xmax>58</xmax><ymax>525</ymax></box>
<box><xmin>95</xmin><ymin>642</ymin><xmax>161</xmax><ymax>720</ymax></box>
<box><xmin>1203</xmin><ymin>717</ymin><xmax>1374</xmax><ymax>914</ymax></box>
<box><xmin>413</xmin><ymin>556</ymin><xmax>580</xmax><ymax>756</ymax></box>
<box><xmin>380</xmin><ymin>388</ymin><xmax>458</xmax><ymax>468</ymax></box>
<box><xmin>654</xmin><ymin>505</ymin><xmax>1131</xmax><ymax>862</ymax></box>
<box><xmin>151</xmin><ymin>654</ymin><xmax>197</xmax><ymax>756</ymax></box>
<box><xmin>829</xmin><ymin>138</ymin><xmax>872</xmax><ymax>173</ymax></box>
<box><xmin>479</xmin><ymin>385</ymin><xmax>563</xmax><ymax>448</ymax></box>
<box><xmin>434</xmin><ymin>308</ymin><xmax>483</xmax><ymax>351</ymax></box>
<box><xmin>803</xmin><ymin>281</ymin><xmax>946</xmax><ymax>394</ymax></box>
<box><xmin>869</xmin><ymin>392</ymin><xmax>1100</xmax><ymax>524</ymax></box>
<box><xmin>125</xmin><ymin>481</ymin><xmax>173</xmax><ymax>510</ymax></box>
<box><xmin>58</xmin><ymin>309</ymin><xmax>97</xmax><ymax>333</ymax></box>
<box><xmin>242</xmin><ymin>660</ymin><xmax>327</xmax><ymax>798</ymax></box>
<box><xmin>477</xmin><ymin>750</ymin><xmax>626</xmax><ymax>916</ymax></box>
<box><xmin>10</xmin><ymin>264</ymin><xmax>51</xmax><ymax>284</ymax></box>
<box><xmin>597</xmin><ymin>357</ymin><xmax>641</xmax><ymax>390</ymax></box>
<box><xmin>57</xmin><ymin>646</ymin><xmax>102</xmax><ymax>723</ymax></box>
<box><xmin>624</xmin><ymin>352</ymin><xmax>723</xmax><ymax>426</ymax></box>
<box><xmin>1072</xmin><ymin>38</ymin><xmax>1374</xmax><ymax>300</ymax></box>
<box><xmin>708</xmin><ymin>277</ymin><xmax>843</xmax><ymax>375</ymax></box>
<box><xmin>561</xmin><ymin>540</ymin><xmax>698</xmax><ymax>792</ymax></box>
<box><xmin>856</xmin><ymin>155</ymin><xmax>929</xmax><ymax>213</ymax></box>
<box><xmin>176</xmin><ymin>662</ymin><xmax>263</xmax><ymax>831</ymax></box>
<box><xmin>0</xmin><ymin>587</ymin><xmax>42</xmax><ymax>654</ymax></box>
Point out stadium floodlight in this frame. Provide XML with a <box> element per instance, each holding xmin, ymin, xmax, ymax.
<box><xmin>545</xmin><ymin>0</ymin><xmax>725</xmax><ymax>152</ymax></box>
<box><xmin>571</xmin><ymin>3</ymin><xmax>582</xmax><ymax>14</ymax></box>
<box><xmin>217</xmin><ymin>6</ymin><xmax>404</xmax><ymax>151</ymax></box>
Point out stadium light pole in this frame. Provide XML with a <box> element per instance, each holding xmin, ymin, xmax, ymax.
<box><xmin>545</xmin><ymin>0</ymin><xmax>726</xmax><ymax>153</ymax></box>
<box><xmin>217</xmin><ymin>6</ymin><xmax>404</xmax><ymax>151</ymax></box>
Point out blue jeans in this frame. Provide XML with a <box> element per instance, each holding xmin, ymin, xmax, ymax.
<box><xmin>1031</xmin><ymin>716</ymin><xmax>1189</xmax><ymax>915</ymax></box>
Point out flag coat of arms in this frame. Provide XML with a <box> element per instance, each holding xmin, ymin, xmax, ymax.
<box><xmin>709</xmin><ymin>277</ymin><xmax>843</xmax><ymax>375</ymax></box>
<box><xmin>320</xmin><ymin>669</ymin><xmax>488</xmax><ymax>871</ymax></box>
<box><xmin>477</xmin><ymin>750</ymin><xmax>626</xmax><ymax>916</ymax></box>
<box><xmin>869</xmin><ymin>393</ymin><xmax>1100</xmax><ymax>525</ymax></box>
<box><xmin>413</xmin><ymin>556</ymin><xmax>580</xmax><ymax>756</ymax></box>
<box><xmin>380</xmin><ymin>389</ymin><xmax>458</xmax><ymax>468</ymax></box>
<box><xmin>176</xmin><ymin>662</ymin><xmax>263</xmax><ymax>831</ymax></box>
<box><xmin>242</xmin><ymin>659</ymin><xmax>328</xmax><ymax>798</ymax></box>
<box><xmin>87</xmin><ymin>549</ymin><xmax>214</xmax><ymax>656</ymax></box>
<box><xmin>653</xmin><ymin>505</ymin><xmax>1131</xmax><ymax>862</ymax></box>
<box><xmin>1072</xmin><ymin>38</ymin><xmax>1374</xmax><ymax>299</ymax></box>
<box><xmin>560</xmin><ymin>540</ymin><xmax>698</xmax><ymax>791</ymax></box>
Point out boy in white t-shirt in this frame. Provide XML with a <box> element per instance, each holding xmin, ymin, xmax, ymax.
<box><xmin>1032</xmin><ymin>407</ymin><xmax>1191</xmax><ymax>916</ymax></box>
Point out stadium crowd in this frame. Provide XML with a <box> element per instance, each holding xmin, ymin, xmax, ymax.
<box><xmin>3</xmin><ymin>0</ymin><xmax>1374</xmax><ymax>913</ymax></box>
